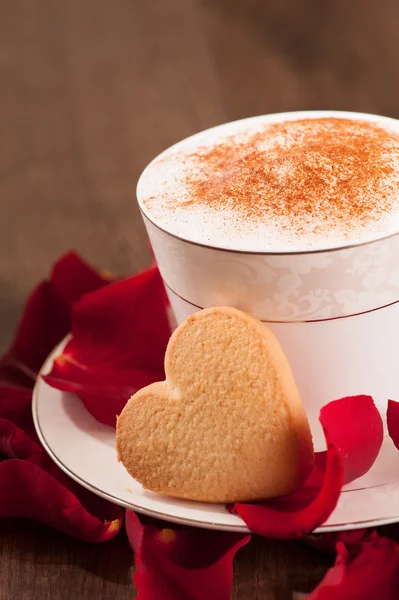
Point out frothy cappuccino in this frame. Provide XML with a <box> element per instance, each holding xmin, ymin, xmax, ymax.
<box><xmin>137</xmin><ymin>112</ymin><xmax>399</xmax><ymax>252</ymax></box>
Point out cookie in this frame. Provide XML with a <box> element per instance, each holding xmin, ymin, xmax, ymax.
<box><xmin>116</xmin><ymin>306</ymin><xmax>313</xmax><ymax>503</ymax></box>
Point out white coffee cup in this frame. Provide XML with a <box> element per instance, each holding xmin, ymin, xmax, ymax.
<box><xmin>137</xmin><ymin>111</ymin><xmax>399</xmax><ymax>441</ymax></box>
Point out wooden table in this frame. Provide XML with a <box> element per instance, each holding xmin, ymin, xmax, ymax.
<box><xmin>1</xmin><ymin>1</ymin><xmax>399</xmax><ymax>597</ymax></box>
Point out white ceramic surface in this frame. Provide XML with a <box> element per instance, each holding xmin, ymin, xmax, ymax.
<box><xmin>33</xmin><ymin>341</ymin><xmax>399</xmax><ymax>533</ymax></box>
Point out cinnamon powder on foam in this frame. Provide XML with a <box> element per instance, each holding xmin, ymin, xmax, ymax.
<box><xmin>148</xmin><ymin>118</ymin><xmax>399</xmax><ymax>241</ymax></box>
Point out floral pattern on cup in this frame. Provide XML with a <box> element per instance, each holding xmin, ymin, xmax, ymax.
<box><xmin>145</xmin><ymin>218</ymin><xmax>399</xmax><ymax>322</ymax></box>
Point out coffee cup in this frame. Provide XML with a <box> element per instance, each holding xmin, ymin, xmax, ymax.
<box><xmin>137</xmin><ymin>111</ymin><xmax>399</xmax><ymax>443</ymax></box>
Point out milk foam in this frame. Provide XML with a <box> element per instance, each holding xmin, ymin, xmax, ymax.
<box><xmin>137</xmin><ymin>111</ymin><xmax>399</xmax><ymax>252</ymax></box>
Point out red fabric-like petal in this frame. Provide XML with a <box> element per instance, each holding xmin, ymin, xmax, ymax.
<box><xmin>50</xmin><ymin>250</ymin><xmax>110</xmax><ymax>306</ymax></box>
<box><xmin>126</xmin><ymin>511</ymin><xmax>251</xmax><ymax>600</ymax></box>
<box><xmin>0</xmin><ymin>389</ymin><xmax>33</xmax><ymax>432</ymax></box>
<box><xmin>0</xmin><ymin>459</ymin><xmax>123</xmax><ymax>542</ymax></box>
<box><xmin>387</xmin><ymin>399</ymin><xmax>399</xmax><ymax>451</ymax></box>
<box><xmin>0</xmin><ymin>281</ymin><xmax>68</xmax><ymax>386</ymax></box>
<box><xmin>0</xmin><ymin>405</ymin><xmax>123</xmax><ymax>540</ymax></box>
<box><xmin>0</xmin><ymin>251</ymin><xmax>109</xmax><ymax>387</ymax></box>
<box><xmin>0</xmin><ymin>417</ymin><xmax>42</xmax><ymax>459</ymax></box>
<box><xmin>312</xmin><ymin>395</ymin><xmax>383</xmax><ymax>486</ymax></box>
<box><xmin>307</xmin><ymin>532</ymin><xmax>399</xmax><ymax>599</ymax></box>
<box><xmin>43</xmin><ymin>266</ymin><xmax>171</xmax><ymax>427</ymax></box>
<box><xmin>0</xmin><ymin>253</ymin><xmax>122</xmax><ymax>542</ymax></box>
<box><xmin>305</xmin><ymin>529</ymin><xmax>368</xmax><ymax>555</ymax></box>
<box><xmin>231</xmin><ymin>396</ymin><xmax>382</xmax><ymax>538</ymax></box>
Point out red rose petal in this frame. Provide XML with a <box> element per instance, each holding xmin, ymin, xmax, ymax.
<box><xmin>0</xmin><ymin>405</ymin><xmax>123</xmax><ymax>540</ymax></box>
<box><xmin>307</xmin><ymin>532</ymin><xmax>399</xmax><ymax>599</ymax></box>
<box><xmin>305</xmin><ymin>529</ymin><xmax>368</xmax><ymax>555</ymax></box>
<box><xmin>0</xmin><ymin>251</ymin><xmax>108</xmax><ymax>386</ymax></box>
<box><xmin>314</xmin><ymin>395</ymin><xmax>384</xmax><ymax>486</ymax></box>
<box><xmin>43</xmin><ymin>266</ymin><xmax>171</xmax><ymax>427</ymax></box>
<box><xmin>0</xmin><ymin>364</ymin><xmax>34</xmax><ymax>390</ymax></box>
<box><xmin>24</xmin><ymin>446</ymin><xmax>121</xmax><ymax>525</ymax></box>
<box><xmin>0</xmin><ymin>389</ymin><xmax>33</xmax><ymax>432</ymax></box>
<box><xmin>126</xmin><ymin>509</ymin><xmax>143</xmax><ymax>553</ymax></box>
<box><xmin>0</xmin><ymin>253</ymin><xmax>122</xmax><ymax>542</ymax></box>
<box><xmin>231</xmin><ymin>396</ymin><xmax>383</xmax><ymax>538</ymax></box>
<box><xmin>126</xmin><ymin>511</ymin><xmax>251</xmax><ymax>600</ymax></box>
<box><xmin>0</xmin><ymin>459</ymin><xmax>123</xmax><ymax>542</ymax></box>
<box><xmin>0</xmin><ymin>417</ymin><xmax>42</xmax><ymax>459</ymax></box>
<box><xmin>387</xmin><ymin>399</ymin><xmax>399</xmax><ymax>451</ymax></box>
<box><xmin>0</xmin><ymin>281</ymin><xmax>68</xmax><ymax>385</ymax></box>
<box><xmin>50</xmin><ymin>250</ymin><xmax>110</xmax><ymax>306</ymax></box>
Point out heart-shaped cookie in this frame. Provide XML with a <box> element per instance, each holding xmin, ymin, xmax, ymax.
<box><xmin>116</xmin><ymin>307</ymin><xmax>313</xmax><ymax>503</ymax></box>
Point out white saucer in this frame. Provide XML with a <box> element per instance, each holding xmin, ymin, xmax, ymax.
<box><xmin>33</xmin><ymin>342</ymin><xmax>399</xmax><ymax>533</ymax></box>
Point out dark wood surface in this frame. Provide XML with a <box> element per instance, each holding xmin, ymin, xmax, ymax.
<box><xmin>1</xmin><ymin>1</ymin><xmax>399</xmax><ymax>598</ymax></box>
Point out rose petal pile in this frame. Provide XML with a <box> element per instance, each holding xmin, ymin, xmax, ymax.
<box><xmin>125</xmin><ymin>512</ymin><xmax>399</xmax><ymax>600</ymax></box>
<box><xmin>307</xmin><ymin>531</ymin><xmax>399</xmax><ymax>599</ymax></box>
<box><xmin>0</xmin><ymin>252</ymin><xmax>122</xmax><ymax>541</ymax></box>
<box><xmin>43</xmin><ymin>265</ymin><xmax>171</xmax><ymax>427</ymax></box>
<box><xmin>126</xmin><ymin>510</ymin><xmax>250</xmax><ymax>600</ymax></box>
<box><xmin>2</xmin><ymin>251</ymin><xmax>399</xmax><ymax>598</ymax></box>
